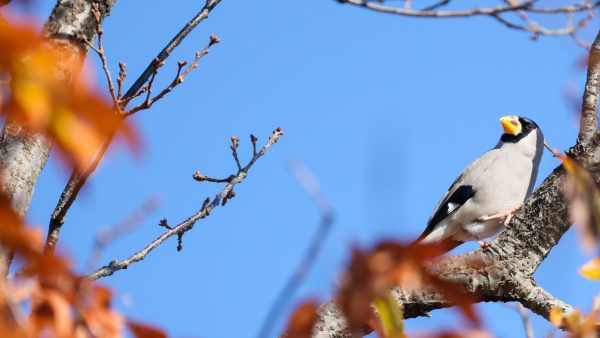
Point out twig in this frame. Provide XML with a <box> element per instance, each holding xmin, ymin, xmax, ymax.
<box><xmin>142</xmin><ymin>59</ymin><xmax>162</xmax><ymax>108</ymax></box>
<box><xmin>251</xmin><ymin>134</ymin><xmax>258</xmax><ymax>156</ymax></box>
<box><xmin>85</xmin><ymin>197</ymin><xmax>159</xmax><ymax>272</ymax></box>
<box><xmin>256</xmin><ymin>158</ymin><xmax>334</xmax><ymax>338</ymax></box>
<box><xmin>339</xmin><ymin>0</ymin><xmax>537</xmax><ymax>17</ymax></box>
<box><xmin>45</xmin><ymin>0</ymin><xmax>223</xmax><ymax>253</ymax></box>
<box><xmin>117</xmin><ymin>62</ymin><xmax>126</xmax><ymax>100</ymax></box>
<box><xmin>500</xmin><ymin>0</ymin><xmax>596</xmax><ymax>43</ymax></box>
<box><xmin>80</xmin><ymin>3</ymin><xmax>122</xmax><ymax>113</ymax></box>
<box><xmin>121</xmin><ymin>0</ymin><xmax>222</xmax><ymax>102</ymax></box>
<box><xmin>422</xmin><ymin>0</ymin><xmax>450</xmax><ymax>11</ymax></box>
<box><xmin>338</xmin><ymin>0</ymin><xmax>600</xmax><ymax>44</ymax></box>
<box><xmin>88</xmin><ymin>128</ymin><xmax>284</xmax><ymax>280</ymax></box>
<box><xmin>516</xmin><ymin>303</ymin><xmax>535</xmax><ymax>338</ymax></box>
<box><xmin>192</xmin><ymin>171</ymin><xmax>234</xmax><ymax>183</ymax></box>
<box><xmin>230</xmin><ymin>136</ymin><xmax>242</xmax><ymax>171</ymax></box>
<box><xmin>544</xmin><ymin>140</ymin><xmax>564</xmax><ymax>158</ymax></box>
<box><xmin>125</xmin><ymin>35</ymin><xmax>219</xmax><ymax>116</ymax></box>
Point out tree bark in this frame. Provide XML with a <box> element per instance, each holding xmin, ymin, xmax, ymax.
<box><xmin>0</xmin><ymin>0</ymin><xmax>117</xmax><ymax>275</ymax></box>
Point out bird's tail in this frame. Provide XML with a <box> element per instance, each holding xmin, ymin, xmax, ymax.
<box><xmin>410</xmin><ymin>237</ymin><xmax>464</xmax><ymax>253</ymax></box>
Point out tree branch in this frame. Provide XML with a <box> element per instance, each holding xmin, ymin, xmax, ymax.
<box><xmin>337</xmin><ymin>0</ymin><xmax>599</xmax><ymax>45</ymax></box>
<box><xmin>307</xmin><ymin>25</ymin><xmax>600</xmax><ymax>338</ymax></box>
<box><xmin>45</xmin><ymin>0</ymin><xmax>223</xmax><ymax>253</ymax></box>
<box><xmin>579</xmin><ymin>30</ymin><xmax>600</xmax><ymax>144</ymax></box>
<box><xmin>0</xmin><ymin>0</ymin><xmax>117</xmax><ymax>276</ymax></box>
<box><xmin>88</xmin><ymin>128</ymin><xmax>283</xmax><ymax>280</ymax></box>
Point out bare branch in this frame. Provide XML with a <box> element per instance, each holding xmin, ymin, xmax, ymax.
<box><xmin>422</xmin><ymin>0</ymin><xmax>450</xmax><ymax>11</ymax></box>
<box><xmin>251</xmin><ymin>134</ymin><xmax>258</xmax><ymax>156</ymax></box>
<box><xmin>258</xmin><ymin>159</ymin><xmax>334</xmax><ymax>338</ymax></box>
<box><xmin>121</xmin><ymin>0</ymin><xmax>222</xmax><ymax>101</ymax></box>
<box><xmin>88</xmin><ymin>129</ymin><xmax>284</xmax><ymax>280</ymax></box>
<box><xmin>45</xmin><ymin>0</ymin><xmax>223</xmax><ymax>253</ymax></box>
<box><xmin>337</xmin><ymin>0</ymin><xmax>600</xmax><ymax>43</ymax></box>
<box><xmin>79</xmin><ymin>3</ymin><xmax>122</xmax><ymax>113</ymax></box>
<box><xmin>230</xmin><ymin>136</ymin><xmax>242</xmax><ymax>171</ymax></box>
<box><xmin>117</xmin><ymin>62</ymin><xmax>126</xmax><ymax>100</ymax></box>
<box><xmin>193</xmin><ymin>171</ymin><xmax>234</xmax><ymax>183</ymax></box>
<box><xmin>124</xmin><ymin>35</ymin><xmax>219</xmax><ymax>116</ymax></box>
<box><xmin>338</xmin><ymin>0</ymin><xmax>536</xmax><ymax>17</ymax></box>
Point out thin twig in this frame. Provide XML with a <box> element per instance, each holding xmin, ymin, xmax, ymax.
<box><xmin>88</xmin><ymin>128</ymin><xmax>284</xmax><ymax>280</ymax></box>
<box><xmin>256</xmin><ymin>158</ymin><xmax>334</xmax><ymax>338</ymax></box>
<box><xmin>544</xmin><ymin>140</ymin><xmax>564</xmax><ymax>158</ymax></box>
<box><xmin>516</xmin><ymin>303</ymin><xmax>535</xmax><ymax>338</ymax></box>
<box><xmin>192</xmin><ymin>171</ymin><xmax>234</xmax><ymax>183</ymax></box>
<box><xmin>230</xmin><ymin>136</ymin><xmax>242</xmax><ymax>171</ymax></box>
<box><xmin>339</xmin><ymin>0</ymin><xmax>536</xmax><ymax>17</ymax></box>
<box><xmin>125</xmin><ymin>36</ymin><xmax>219</xmax><ymax>116</ymax></box>
<box><xmin>45</xmin><ymin>0</ymin><xmax>223</xmax><ymax>253</ymax></box>
<box><xmin>121</xmin><ymin>0</ymin><xmax>222</xmax><ymax>102</ymax></box>
<box><xmin>338</xmin><ymin>0</ymin><xmax>600</xmax><ymax>44</ymax></box>
<box><xmin>117</xmin><ymin>62</ymin><xmax>126</xmax><ymax>100</ymax></box>
<box><xmin>500</xmin><ymin>0</ymin><xmax>596</xmax><ymax>42</ymax></box>
<box><xmin>422</xmin><ymin>0</ymin><xmax>450</xmax><ymax>11</ymax></box>
<box><xmin>80</xmin><ymin>3</ymin><xmax>122</xmax><ymax>113</ymax></box>
<box><xmin>251</xmin><ymin>134</ymin><xmax>258</xmax><ymax>156</ymax></box>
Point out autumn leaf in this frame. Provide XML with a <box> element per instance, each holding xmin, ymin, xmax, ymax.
<box><xmin>80</xmin><ymin>285</ymin><xmax>125</xmax><ymax>338</ymax></box>
<box><xmin>559</xmin><ymin>156</ymin><xmax>600</xmax><ymax>250</ymax></box>
<box><xmin>283</xmin><ymin>300</ymin><xmax>319</xmax><ymax>338</ymax></box>
<box><xmin>579</xmin><ymin>257</ymin><xmax>600</xmax><ymax>280</ymax></box>
<box><xmin>127</xmin><ymin>320</ymin><xmax>167</xmax><ymax>338</ymax></box>
<box><xmin>549</xmin><ymin>307</ymin><xmax>584</xmax><ymax>332</ymax></box>
<box><xmin>549</xmin><ymin>307</ymin><xmax>564</xmax><ymax>327</ymax></box>
<box><xmin>1</xmin><ymin>19</ymin><xmax>139</xmax><ymax>169</ymax></box>
<box><xmin>30</xmin><ymin>288</ymin><xmax>73</xmax><ymax>337</ymax></box>
<box><xmin>338</xmin><ymin>242</ymin><xmax>479</xmax><ymax>335</ymax></box>
<box><xmin>372</xmin><ymin>294</ymin><xmax>406</xmax><ymax>338</ymax></box>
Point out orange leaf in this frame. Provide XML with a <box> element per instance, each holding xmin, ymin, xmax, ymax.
<box><xmin>284</xmin><ymin>300</ymin><xmax>318</xmax><ymax>338</ymax></box>
<box><xmin>549</xmin><ymin>307</ymin><xmax>564</xmax><ymax>327</ymax></box>
<box><xmin>127</xmin><ymin>320</ymin><xmax>167</xmax><ymax>338</ymax></box>
<box><xmin>579</xmin><ymin>257</ymin><xmax>600</xmax><ymax>281</ymax></box>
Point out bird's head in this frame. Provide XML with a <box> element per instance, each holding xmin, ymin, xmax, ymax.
<box><xmin>497</xmin><ymin>115</ymin><xmax>544</xmax><ymax>158</ymax></box>
<box><xmin>499</xmin><ymin>115</ymin><xmax>540</xmax><ymax>142</ymax></box>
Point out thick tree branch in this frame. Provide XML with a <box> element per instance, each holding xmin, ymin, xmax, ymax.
<box><xmin>579</xmin><ymin>30</ymin><xmax>600</xmax><ymax>145</ymax></box>
<box><xmin>309</xmin><ymin>26</ymin><xmax>600</xmax><ymax>338</ymax></box>
<box><xmin>0</xmin><ymin>0</ymin><xmax>116</xmax><ymax>275</ymax></box>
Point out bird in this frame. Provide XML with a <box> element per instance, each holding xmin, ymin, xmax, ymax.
<box><xmin>415</xmin><ymin>115</ymin><xmax>544</xmax><ymax>251</ymax></box>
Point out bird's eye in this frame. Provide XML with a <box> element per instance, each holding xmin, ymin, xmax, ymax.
<box><xmin>525</xmin><ymin>124</ymin><xmax>533</xmax><ymax>131</ymax></box>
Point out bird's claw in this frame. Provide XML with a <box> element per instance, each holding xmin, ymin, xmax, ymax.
<box><xmin>478</xmin><ymin>241</ymin><xmax>490</xmax><ymax>248</ymax></box>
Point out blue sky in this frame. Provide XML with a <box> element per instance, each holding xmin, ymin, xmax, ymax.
<box><xmin>8</xmin><ymin>1</ymin><xmax>600</xmax><ymax>337</ymax></box>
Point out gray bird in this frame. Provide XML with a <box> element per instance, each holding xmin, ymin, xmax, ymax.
<box><xmin>416</xmin><ymin>116</ymin><xmax>544</xmax><ymax>251</ymax></box>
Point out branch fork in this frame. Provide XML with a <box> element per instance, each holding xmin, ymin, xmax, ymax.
<box><xmin>88</xmin><ymin>128</ymin><xmax>284</xmax><ymax>280</ymax></box>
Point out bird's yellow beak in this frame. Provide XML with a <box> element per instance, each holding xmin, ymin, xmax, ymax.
<box><xmin>500</xmin><ymin>115</ymin><xmax>521</xmax><ymax>136</ymax></box>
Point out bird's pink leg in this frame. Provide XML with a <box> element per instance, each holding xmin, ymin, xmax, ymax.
<box><xmin>479</xmin><ymin>204</ymin><xmax>522</xmax><ymax>226</ymax></box>
<box><xmin>478</xmin><ymin>241</ymin><xmax>490</xmax><ymax>248</ymax></box>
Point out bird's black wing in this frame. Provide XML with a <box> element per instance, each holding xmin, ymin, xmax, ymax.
<box><xmin>417</xmin><ymin>184</ymin><xmax>475</xmax><ymax>241</ymax></box>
